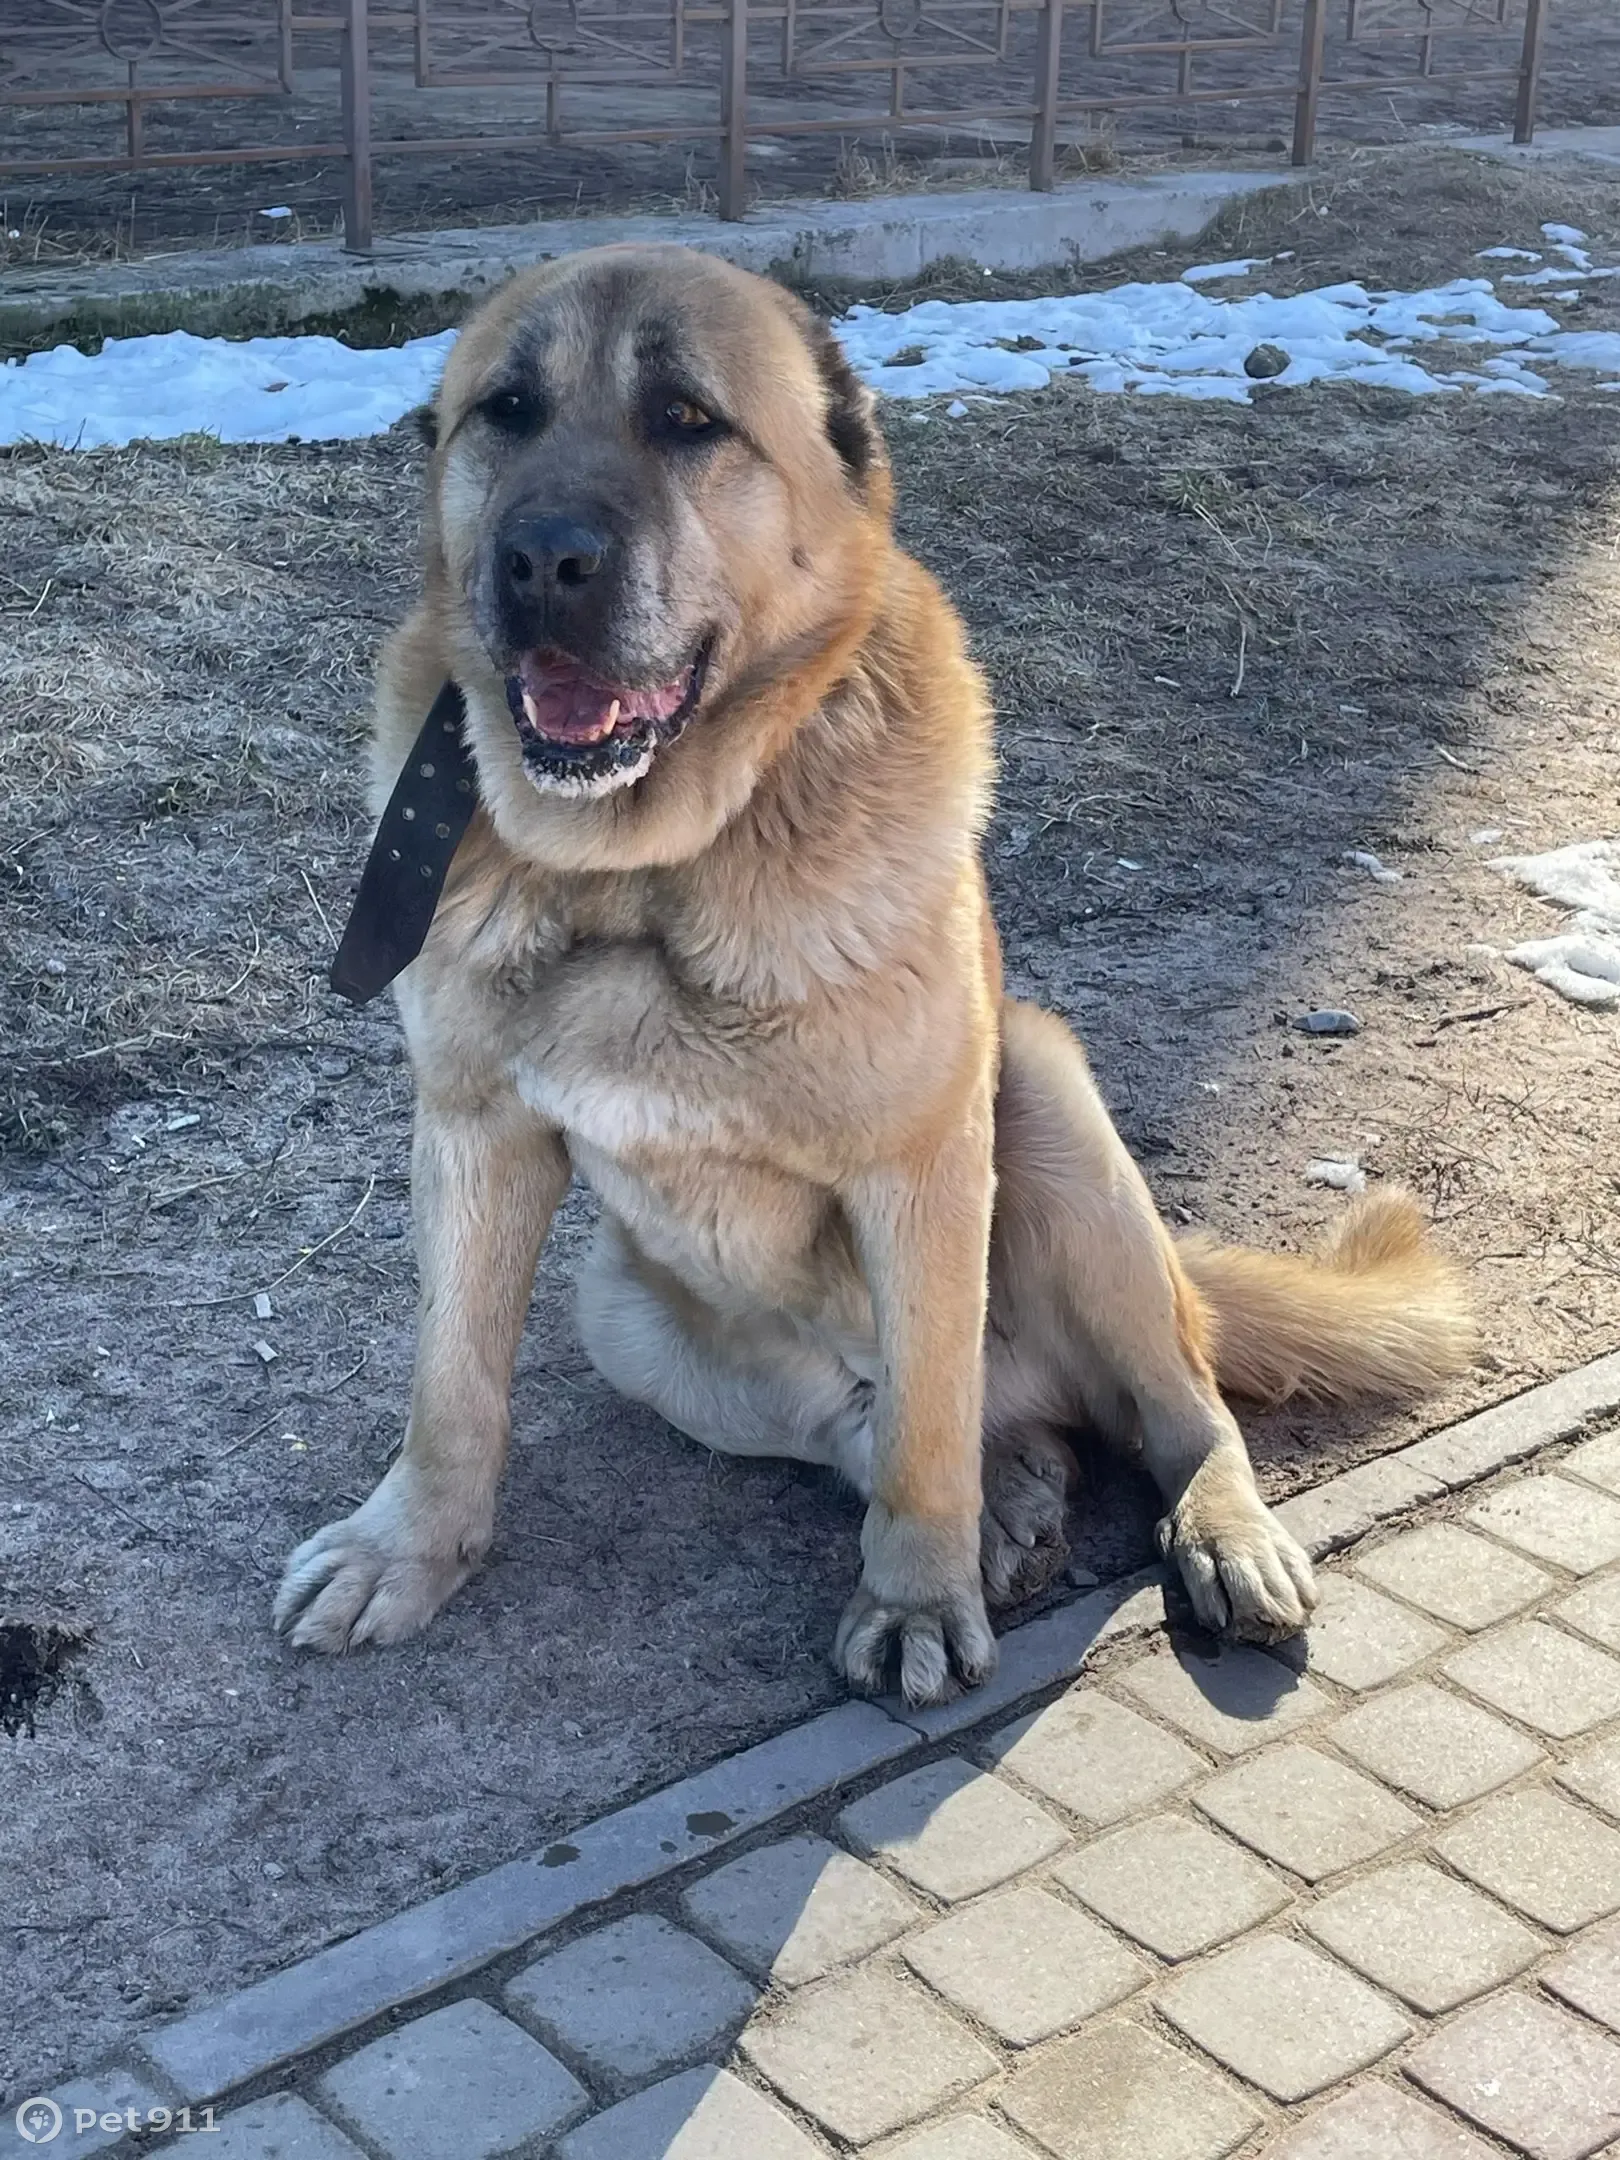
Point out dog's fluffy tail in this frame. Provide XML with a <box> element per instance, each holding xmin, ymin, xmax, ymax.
<box><xmin>1177</xmin><ymin>1188</ymin><xmax>1476</xmax><ymax>1406</ymax></box>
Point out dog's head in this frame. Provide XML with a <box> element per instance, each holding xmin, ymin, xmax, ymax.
<box><xmin>420</xmin><ymin>245</ymin><xmax>890</xmax><ymax>854</ymax></box>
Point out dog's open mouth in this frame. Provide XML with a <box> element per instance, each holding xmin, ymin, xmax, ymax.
<box><xmin>504</xmin><ymin>641</ymin><xmax>710</xmax><ymax>797</ymax></box>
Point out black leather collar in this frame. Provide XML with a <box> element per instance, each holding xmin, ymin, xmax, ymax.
<box><xmin>329</xmin><ymin>682</ymin><xmax>479</xmax><ymax>1006</ymax></box>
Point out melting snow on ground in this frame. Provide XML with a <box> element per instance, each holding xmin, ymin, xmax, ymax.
<box><xmin>4</xmin><ymin>225</ymin><xmax>1620</xmax><ymax>448</ymax></box>
<box><xmin>0</xmin><ymin>328</ymin><xmax>458</xmax><ymax>451</ymax></box>
<box><xmin>1487</xmin><ymin>840</ymin><xmax>1620</xmax><ymax>1009</ymax></box>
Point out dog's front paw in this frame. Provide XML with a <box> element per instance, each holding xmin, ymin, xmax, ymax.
<box><xmin>273</xmin><ymin>1465</ymin><xmax>490</xmax><ymax>1652</ymax></box>
<box><xmin>834</xmin><ymin>1503</ymin><xmax>997</xmax><ymax>1708</ymax></box>
<box><xmin>1159</xmin><ymin>1459</ymin><xmax>1316</xmax><ymax>1644</ymax></box>
<box><xmin>980</xmin><ymin>1425</ymin><xmax>1077</xmax><ymax>1609</ymax></box>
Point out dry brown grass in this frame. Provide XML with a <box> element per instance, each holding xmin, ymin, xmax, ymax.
<box><xmin>1</xmin><ymin>435</ymin><xmax>415</xmax><ymax>1148</ymax></box>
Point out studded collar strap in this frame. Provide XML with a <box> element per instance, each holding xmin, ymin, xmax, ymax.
<box><xmin>329</xmin><ymin>681</ymin><xmax>479</xmax><ymax>1006</ymax></box>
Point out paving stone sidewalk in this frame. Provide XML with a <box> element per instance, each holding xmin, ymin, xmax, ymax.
<box><xmin>13</xmin><ymin>1353</ymin><xmax>1620</xmax><ymax>2160</ymax></box>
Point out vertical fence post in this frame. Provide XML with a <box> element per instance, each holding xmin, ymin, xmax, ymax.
<box><xmin>1030</xmin><ymin>0</ymin><xmax>1064</xmax><ymax>193</ymax></box>
<box><xmin>341</xmin><ymin>0</ymin><xmax>373</xmax><ymax>253</ymax></box>
<box><xmin>1513</xmin><ymin>0</ymin><xmax>1548</xmax><ymax>145</ymax></box>
<box><xmin>718</xmin><ymin>0</ymin><xmax>748</xmax><ymax>220</ymax></box>
<box><xmin>1291</xmin><ymin>0</ymin><xmax>1327</xmax><ymax>166</ymax></box>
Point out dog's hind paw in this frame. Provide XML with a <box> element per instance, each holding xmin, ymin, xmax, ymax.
<box><xmin>980</xmin><ymin>1425</ymin><xmax>1077</xmax><ymax>1609</ymax></box>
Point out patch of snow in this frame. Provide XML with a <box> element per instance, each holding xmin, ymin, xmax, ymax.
<box><xmin>1505</xmin><ymin>931</ymin><xmax>1620</xmax><ymax>1008</ymax></box>
<box><xmin>1305</xmin><ymin>1157</ymin><xmax>1367</xmax><ymax>1193</ymax></box>
<box><xmin>1471</xmin><ymin>827</ymin><xmax>1504</xmax><ymax>845</ymax></box>
<box><xmin>1493</xmin><ymin>839</ymin><xmax>1620</xmax><ymax>919</ymax></box>
<box><xmin>1528</xmin><ymin>331</ymin><xmax>1620</xmax><ymax>373</ymax></box>
<box><xmin>3</xmin><ymin>255</ymin><xmax>1607</xmax><ymax>450</ymax></box>
<box><xmin>1490</xmin><ymin>840</ymin><xmax>1620</xmax><ymax>1009</ymax></box>
<box><xmin>0</xmin><ymin>326</ymin><xmax>455</xmax><ymax>448</ymax></box>
<box><xmin>1504</xmin><ymin>265</ymin><xmax>1599</xmax><ymax>286</ymax></box>
<box><xmin>259</xmin><ymin>206</ymin><xmax>293</xmax><ymax>219</ymax></box>
<box><xmin>1541</xmin><ymin>222</ymin><xmax>1588</xmax><ymax>244</ymax></box>
<box><xmin>835</xmin><ymin>275</ymin><xmax>1560</xmax><ymax>408</ymax></box>
<box><xmin>1478</xmin><ymin>246</ymin><xmax>1541</xmax><ymax>261</ymax></box>
<box><xmin>1181</xmin><ymin>257</ymin><xmax>1270</xmax><ymax>284</ymax></box>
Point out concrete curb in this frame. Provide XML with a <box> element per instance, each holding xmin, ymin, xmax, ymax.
<box><xmin>8</xmin><ymin>1351</ymin><xmax>1618</xmax><ymax>2149</ymax></box>
<box><xmin>0</xmin><ymin>170</ymin><xmax>1288</xmax><ymax>350</ymax></box>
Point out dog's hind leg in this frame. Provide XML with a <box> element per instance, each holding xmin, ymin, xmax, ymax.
<box><xmin>576</xmin><ymin>1215</ymin><xmax>877</xmax><ymax>1493</ymax></box>
<box><xmin>989</xmin><ymin>999</ymin><xmax>1315</xmax><ymax>1642</ymax></box>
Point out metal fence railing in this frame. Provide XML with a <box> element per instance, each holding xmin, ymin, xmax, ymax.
<box><xmin>0</xmin><ymin>0</ymin><xmax>1551</xmax><ymax>252</ymax></box>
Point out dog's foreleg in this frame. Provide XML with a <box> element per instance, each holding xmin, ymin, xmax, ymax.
<box><xmin>274</xmin><ymin>1093</ymin><xmax>567</xmax><ymax>1650</ymax></box>
<box><xmin>833</xmin><ymin>1080</ymin><xmax>999</xmax><ymax>1708</ymax></box>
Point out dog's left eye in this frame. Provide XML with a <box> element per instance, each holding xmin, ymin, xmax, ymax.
<box><xmin>660</xmin><ymin>398</ymin><xmax>718</xmax><ymax>437</ymax></box>
<box><xmin>479</xmin><ymin>389</ymin><xmax>541</xmax><ymax>432</ymax></box>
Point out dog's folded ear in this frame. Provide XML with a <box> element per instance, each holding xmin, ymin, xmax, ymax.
<box><xmin>801</xmin><ymin>316</ymin><xmax>883</xmax><ymax>483</ymax></box>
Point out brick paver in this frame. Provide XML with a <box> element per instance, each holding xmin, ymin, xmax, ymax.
<box><xmin>205</xmin><ymin>2096</ymin><xmax>364</xmax><ymax>2160</ymax></box>
<box><xmin>876</xmin><ymin>2122</ymin><xmax>1033</xmax><ymax>2160</ymax></box>
<box><xmin>1353</xmin><ymin>1519</ymin><xmax>1552</xmax><ymax>1630</ymax></box>
<box><xmin>1557</xmin><ymin>1728</ymin><xmax>1620</xmax><ymax>1819</ymax></box>
<box><xmin>902</xmin><ymin>1884</ymin><xmax>1148</xmax><ymax>2045</ymax></box>
<box><xmin>505</xmin><ymin>1915</ymin><xmax>754</xmax><ymax>2087</ymax></box>
<box><xmin>1405</xmin><ymin>1990</ymin><xmax>1620</xmax><ymax>2160</ymax></box>
<box><xmin>981</xmin><ymin>1691</ymin><xmax>1204</xmax><ymax>1825</ymax></box>
<box><xmin>1193</xmin><ymin>1744</ymin><xmax>1421</xmax><ymax>1882</ymax></box>
<box><xmin>838</xmin><ymin>1759</ymin><xmax>1066</xmax><ymax>1902</ymax></box>
<box><xmin>1545</xmin><ymin>1915</ymin><xmax>1620</xmax><ymax>2033</ymax></box>
<box><xmin>1156</xmin><ymin>1935</ymin><xmax>1411</xmax><ymax>2102</ymax></box>
<box><xmin>1053</xmin><ymin>1813</ymin><xmax>1289</xmax><ymax>1960</ymax></box>
<box><xmin>1329</xmin><ymin>1677</ymin><xmax>1545</xmax><ymax>1807</ymax></box>
<box><xmin>740</xmin><ymin>1969</ymin><xmax>997</xmax><ymax>2144</ymax></box>
<box><xmin>316</xmin><ymin>2001</ymin><xmax>586</xmax><ymax>2158</ymax></box>
<box><xmin>681</xmin><ymin>1835</ymin><xmax>917</xmax><ymax>1987</ymax></box>
<box><xmin>119</xmin><ymin>1408</ymin><xmax>1620</xmax><ymax>2160</ymax></box>
<box><xmin>1300</xmin><ymin>1574</ymin><xmax>1448</xmax><ymax>1691</ymax></box>
<box><xmin>554</xmin><ymin>2068</ymin><xmax>822</xmax><ymax>2160</ymax></box>
<box><xmin>1434</xmin><ymin>1786</ymin><xmax>1620</xmax><ymax>1933</ymax></box>
<box><xmin>1562</xmin><ymin>1428</ymin><xmax>1620</xmax><ymax>1496</ymax></box>
<box><xmin>1443</xmin><ymin>1619</ymin><xmax>1620</xmax><ymax>1738</ymax></box>
<box><xmin>1556</xmin><ymin>1569</ymin><xmax>1620</xmax><ymax>1653</ymax></box>
<box><xmin>1466</xmin><ymin>1473</ymin><xmax>1620</xmax><ymax>1573</ymax></box>
<box><xmin>1301</xmin><ymin>1861</ymin><xmax>1541</xmax><ymax>2013</ymax></box>
<box><xmin>999</xmin><ymin>2018</ymin><xmax>1259</xmax><ymax>2160</ymax></box>
<box><xmin>1116</xmin><ymin>1646</ymin><xmax>1328</xmax><ymax>1755</ymax></box>
<box><xmin>1266</xmin><ymin>2082</ymin><xmax>1499</xmax><ymax>2158</ymax></box>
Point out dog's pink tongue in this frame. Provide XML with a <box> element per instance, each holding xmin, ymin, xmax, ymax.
<box><xmin>515</xmin><ymin>652</ymin><xmax>690</xmax><ymax>744</ymax></box>
<box><xmin>516</xmin><ymin>654</ymin><xmax>622</xmax><ymax>745</ymax></box>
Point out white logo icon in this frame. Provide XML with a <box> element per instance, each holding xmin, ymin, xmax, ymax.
<box><xmin>15</xmin><ymin>2099</ymin><xmax>64</xmax><ymax>2144</ymax></box>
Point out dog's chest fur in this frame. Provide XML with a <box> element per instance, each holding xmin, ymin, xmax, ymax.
<box><xmin>422</xmin><ymin>856</ymin><xmax>876</xmax><ymax>1312</ymax></box>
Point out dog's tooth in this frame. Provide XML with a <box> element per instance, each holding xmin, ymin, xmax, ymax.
<box><xmin>607</xmin><ymin>699</ymin><xmax>621</xmax><ymax>727</ymax></box>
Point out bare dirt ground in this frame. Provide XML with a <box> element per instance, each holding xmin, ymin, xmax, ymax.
<box><xmin>2</xmin><ymin>148</ymin><xmax>1618</xmax><ymax>2100</ymax></box>
<box><xmin>1</xmin><ymin>0</ymin><xmax>1615</xmax><ymax>259</ymax></box>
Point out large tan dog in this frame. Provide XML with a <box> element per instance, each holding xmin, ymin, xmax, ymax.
<box><xmin>274</xmin><ymin>245</ymin><xmax>1473</xmax><ymax>1705</ymax></box>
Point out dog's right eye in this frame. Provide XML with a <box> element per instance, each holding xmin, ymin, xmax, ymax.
<box><xmin>478</xmin><ymin>389</ymin><xmax>542</xmax><ymax>432</ymax></box>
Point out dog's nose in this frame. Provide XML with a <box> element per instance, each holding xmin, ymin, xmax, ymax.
<box><xmin>499</xmin><ymin>515</ymin><xmax>612</xmax><ymax>595</ymax></box>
